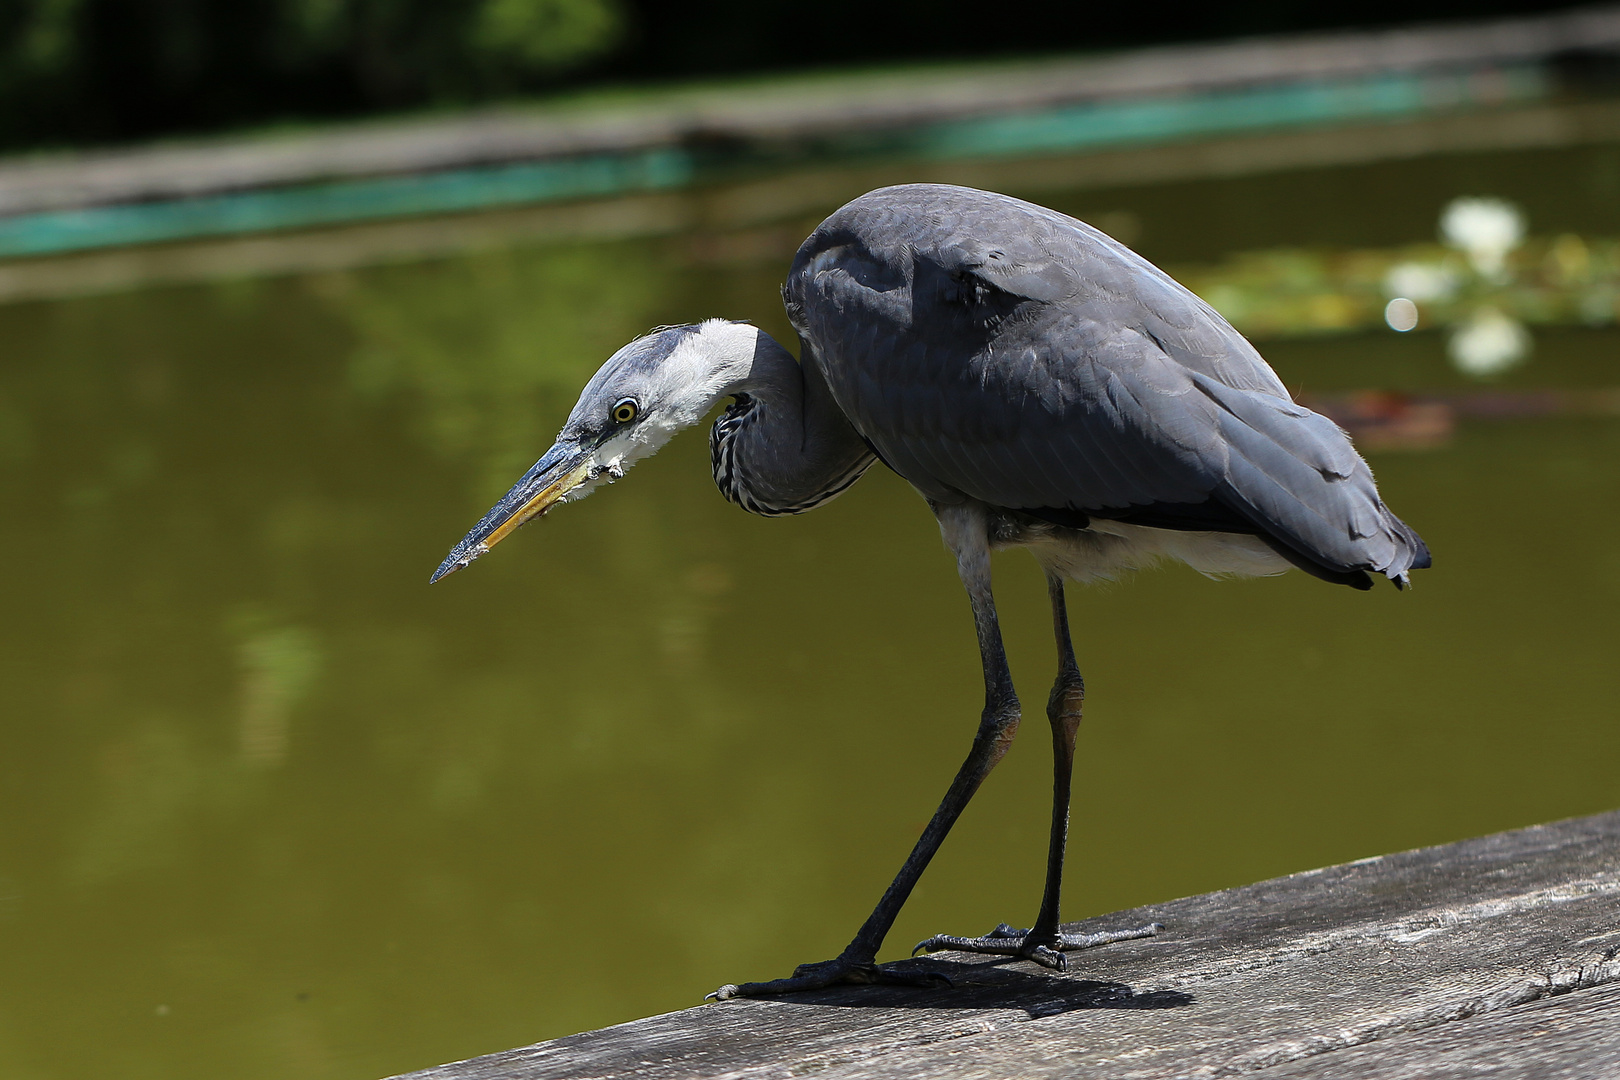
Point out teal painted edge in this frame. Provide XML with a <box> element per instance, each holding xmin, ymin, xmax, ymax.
<box><xmin>0</xmin><ymin>147</ymin><xmax>693</xmax><ymax>258</ymax></box>
<box><xmin>912</xmin><ymin>66</ymin><xmax>1551</xmax><ymax>159</ymax></box>
<box><xmin>0</xmin><ymin>64</ymin><xmax>1553</xmax><ymax>259</ymax></box>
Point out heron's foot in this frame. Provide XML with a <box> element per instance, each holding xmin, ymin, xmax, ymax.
<box><xmin>912</xmin><ymin>921</ymin><xmax>1164</xmax><ymax>971</ymax></box>
<box><xmin>707</xmin><ymin>955</ymin><xmax>953</xmax><ymax>1001</ymax></box>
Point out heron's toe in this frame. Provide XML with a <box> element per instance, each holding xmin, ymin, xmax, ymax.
<box><xmin>1056</xmin><ymin>922</ymin><xmax>1165</xmax><ymax>950</ymax></box>
<box><xmin>912</xmin><ymin>920</ymin><xmax>1162</xmax><ymax>965</ymax></box>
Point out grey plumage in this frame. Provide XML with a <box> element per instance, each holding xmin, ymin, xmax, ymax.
<box><xmin>432</xmin><ymin>183</ymin><xmax>1430</xmax><ymax>998</ymax></box>
<box><xmin>784</xmin><ymin>184</ymin><xmax>1429</xmax><ymax>589</ymax></box>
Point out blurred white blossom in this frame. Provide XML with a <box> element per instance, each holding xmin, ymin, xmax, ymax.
<box><xmin>1448</xmin><ymin>307</ymin><xmax>1531</xmax><ymax>376</ymax></box>
<box><xmin>1441</xmin><ymin>197</ymin><xmax>1525</xmax><ymax>278</ymax></box>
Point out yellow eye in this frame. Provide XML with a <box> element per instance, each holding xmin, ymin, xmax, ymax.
<box><xmin>611</xmin><ymin>399</ymin><xmax>638</xmax><ymax>424</ymax></box>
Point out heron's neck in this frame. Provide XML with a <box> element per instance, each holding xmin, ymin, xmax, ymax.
<box><xmin>692</xmin><ymin>320</ymin><xmax>875</xmax><ymax>516</ymax></box>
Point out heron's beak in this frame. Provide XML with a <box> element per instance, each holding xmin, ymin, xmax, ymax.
<box><xmin>430</xmin><ymin>442</ymin><xmax>594</xmax><ymax>583</ymax></box>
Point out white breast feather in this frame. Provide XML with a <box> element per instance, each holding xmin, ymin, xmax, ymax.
<box><xmin>1016</xmin><ymin>520</ymin><xmax>1290</xmax><ymax>583</ymax></box>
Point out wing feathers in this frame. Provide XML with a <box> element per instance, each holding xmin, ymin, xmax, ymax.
<box><xmin>787</xmin><ymin>184</ymin><xmax>1430</xmax><ymax>587</ymax></box>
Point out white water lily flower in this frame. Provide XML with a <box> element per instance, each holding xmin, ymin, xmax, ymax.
<box><xmin>1449</xmin><ymin>307</ymin><xmax>1531</xmax><ymax>376</ymax></box>
<box><xmin>1441</xmin><ymin>197</ymin><xmax>1525</xmax><ymax>278</ymax></box>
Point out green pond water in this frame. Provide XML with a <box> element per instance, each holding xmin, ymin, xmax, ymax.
<box><xmin>2</xmin><ymin>141</ymin><xmax>1619</xmax><ymax>1080</ymax></box>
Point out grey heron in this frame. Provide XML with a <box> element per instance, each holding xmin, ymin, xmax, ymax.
<box><xmin>431</xmin><ymin>183</ymin><xmax>1430</xmax><ymax>999</ymax></box>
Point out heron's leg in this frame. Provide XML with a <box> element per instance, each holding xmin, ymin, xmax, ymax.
<box><xmin>912</xmin><ymin>573</ymin><xmax>1161</xmax><ymax>969</ymax></box>
<box><xmin>710</xmin><ymin>504</ymin><xmax>1021</xmax><ymax>1001</ymax></box>
<box><xmin>1030</xmin><ymin>571</ymin><xmax>1084</xmax><ymax>954</ymax></box>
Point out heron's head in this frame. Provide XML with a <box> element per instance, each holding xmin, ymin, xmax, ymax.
<box><xmin>431</xmin><ymin>318</ymin><xmax>767</xmax><ymax>582</ymax></box>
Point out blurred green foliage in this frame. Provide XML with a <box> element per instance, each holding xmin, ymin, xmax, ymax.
<box><xmin>473</xmin><ymin>0</ymin><xmax>620</xmax><ymax>71</ymax></box>
<box><xmin>0</xmin><ymin>0</ymin><xmax>621</xmax><ymax>148</ymax></box>
<box><xmin>0</xmin><ymin>0</ymin><xmax>1582</xmax><ymax>153</ymax></box>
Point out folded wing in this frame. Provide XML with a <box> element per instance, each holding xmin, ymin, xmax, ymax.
<box><xmin>786</xmin><ymin>184</ymin><xmax>1430</xmax><ymax>587</ymax></box>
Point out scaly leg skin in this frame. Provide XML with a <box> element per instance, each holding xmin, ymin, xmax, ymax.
<box><xmin>913</xmin><ymin>921</ymin><xmax>1163</xmax><ymax>971</ymax></box>
<box><xmin>912</xmin><ymin>573</ymin><xmax>1162</xmax><ymax>972</ymax></box>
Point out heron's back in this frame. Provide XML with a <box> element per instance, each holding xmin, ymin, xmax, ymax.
<box><xmin>784</xmin><ymin>183</ymin><xmax>1429</xmax><ymax>588</ymax></box>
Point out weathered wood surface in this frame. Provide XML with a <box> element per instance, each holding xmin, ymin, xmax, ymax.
<box><xmin>1266</xmin><ymin>981</ymin><xmax>1620</xmax><ymax>1078</ymax></box>
<box><xmin>390</xmin><ymin>811</ymin><xmax>1620</xmax><ymax>1079</ymax></box>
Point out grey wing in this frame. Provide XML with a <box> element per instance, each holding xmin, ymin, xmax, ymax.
<box><xmin>786</xmin><ymin>184</ymin><xmax>1430</xmax><ymax>586</ymax></box>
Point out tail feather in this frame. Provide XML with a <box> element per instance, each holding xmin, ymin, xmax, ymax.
<box><xmin>1191</xmin><ymin>374</ymin><xmax>1431</xmax><ymax>589</ymax></box>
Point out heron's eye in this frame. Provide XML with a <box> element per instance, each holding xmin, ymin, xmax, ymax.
<box><xmin>611</xmin><ymin>399</ymin><xmax>639</xmax><ymax>424</ymax></box>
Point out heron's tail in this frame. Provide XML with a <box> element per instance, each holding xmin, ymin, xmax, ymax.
<box><xmin>1381</xmin><ymin>509</ymin><xmax>1432</xmax><ymax>589</ymax></box>
<box><xmin>1190</xmin><ymin>374</ymin><xmax>1432</xmax><ymax>591</ymax></box>
<box><xmin>1257</xmin><ymin>506</ymin><xmax>1428</xmax><ymax>591</ymax></box>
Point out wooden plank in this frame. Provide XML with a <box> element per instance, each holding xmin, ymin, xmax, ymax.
<box><xmin>1264</xmin><ymin>981</ymin><xmax>1620</xmax><ymax>1078</ymax></box>
<box><xmin>387</xmin><ymin>811</ymin><xmax>1620</xmax><ymax>1079</ymax></box>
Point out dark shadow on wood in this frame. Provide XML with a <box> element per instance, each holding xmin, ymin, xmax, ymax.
<box><xmin>756</xmin><ymin>956</ymin><xmax>1194</xmax><ymax>1018</ymax></box>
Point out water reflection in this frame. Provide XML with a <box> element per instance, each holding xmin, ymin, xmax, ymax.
<box><xmin>325</xmin><ymin>243</ymin><xmax>676</xmax><ymax>490</ymax></box>
<box><xmin>0</xmin><ymin>151</ymin><xmax>1618</xmax><ymax>1080</ymax></box>
<box><xmin>234</xmin><ymin>616</ymin><xmax>322</xmax><ymax>767</ymax></box>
